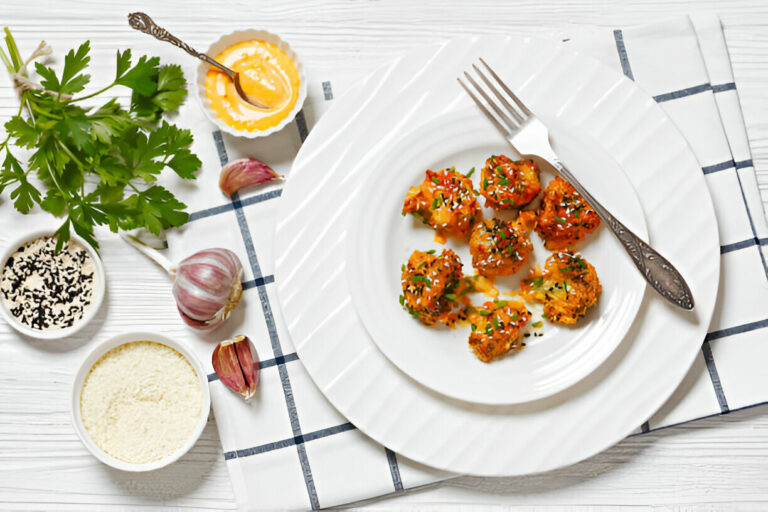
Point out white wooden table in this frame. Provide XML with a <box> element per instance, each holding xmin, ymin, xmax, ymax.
<box><xmin>2</xmin><ymin>1</ymin><xmax>768</xmax><ymax>509</ymax></box>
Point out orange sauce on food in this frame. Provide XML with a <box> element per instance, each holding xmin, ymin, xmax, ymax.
<box><xmin>204</xmin><ymin>40</ymin><xmax>300</xmax><ymax>132</ymax></box>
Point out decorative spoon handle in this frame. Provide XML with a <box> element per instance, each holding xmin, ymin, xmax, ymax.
<box><xmin>555</xmin><ymin>161</ymin><xmax>695</xmax><ymax>310</ymax></box>
<box><xmin>127</xmin><ymin>12</ymin><xmax>234</xmax><ymax>78</ymax></box>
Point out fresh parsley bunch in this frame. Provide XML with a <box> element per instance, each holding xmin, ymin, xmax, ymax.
<box><xmin>0</xmin><ymin>28</ymin><xmax>201</xmax><ymax>250</ymax></box>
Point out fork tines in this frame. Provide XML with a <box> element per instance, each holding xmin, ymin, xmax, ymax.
<box><xmin>457</xmin><ymin>58</ymin><xmax>532</xmax><ymax>137</ymax></box>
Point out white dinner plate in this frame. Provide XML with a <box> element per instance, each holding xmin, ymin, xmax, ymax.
<box><xmin>346</xmin><ymin>108</ymin><xmax>648</xmax><ymax>405</ymax></box>
<box><xmin>275</xmin><ymin>35</ymin><xmax>719</xmax><ymax>476</ymax></box>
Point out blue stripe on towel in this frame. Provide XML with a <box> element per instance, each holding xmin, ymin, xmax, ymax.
<box><xmin>701</xmin><ymin>340</ymin><xmax>729</xmax><ymax>413</ymax></box>
<box><xmin>702</xmin><ymin>160</ymin><xmax>735</xmax><ymax>174</ymax></box>
<box><xmin>613</xmin><ymin>30</ymin><xmax>634</xmax><ymax>80</ymax></box>
<box><xmin>207</xmin><ymin>352</ymin><xmax>300</xmax><ymax>382</ymax></box>
<box><xmin>705</xmin><ymin>318</ymin><xmax>768</xmax><ymax>342</ymax></box>
<box><xmin>187</xmin><ymin>189</ymin><xmax>283</xmax><ymax>222</ymax></box>
<box><xmin>385</xmin><ymin>448</ymin><xmax>405</xmax><ymax>492</ymax></box>
<box><xmin>224</xmin><ymin>422</ymin><xmax>357</xmax><ymax>460</ymax></box>
<box><xmin>322</xmin><ymin>81</ymin><xmax>334</xmax><ymax>100</ymax></box>
<box><xmin>653</xmin><ymin>83</ymin><xmax>712</xmax><ymax>102</ymax></box>
<box><xmin>212</xmin><ymin>130</ymin><xmax>321</xmax><ymax>510</ymax></box>
<box><xmin>712</xmin><ymin>82</ymin><xmax>736</xmax><ymax>93</ymax></box>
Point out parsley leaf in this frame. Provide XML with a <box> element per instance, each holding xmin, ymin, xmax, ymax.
<box><xmin>117</xmin><ymin>54</ymin><xmax>160</xmax><ymax>95</ymax></box>
<box><xmin>5</xmin><ymin>116</ymin><xmax>38</xmax><ymax>148</ymax></box>
<box><xmin>59</xmin><ymin>41</ymin><xmax>91</xmax><ymax>95</ymax></box>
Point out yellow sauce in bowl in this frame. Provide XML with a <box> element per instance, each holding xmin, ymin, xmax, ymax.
<box><xmin>204</xmin><ymin>39</ymin><xmax>300</xmax><ymax>132</ymax></box>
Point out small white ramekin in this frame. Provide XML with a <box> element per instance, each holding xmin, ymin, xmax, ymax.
<box><xmin>0</xmin><ymin>229</ymin><xmax>106</xmax><ymax>340</ymax></box>
<box><xmin>195</xmin><ymin>29</ymin><xmax>307</xmax><ymax>138</ymax></box>
<box><xmin>71</xmin><ymin>331</ymin><xmax>211</xmax><ymax>472</ymax></box>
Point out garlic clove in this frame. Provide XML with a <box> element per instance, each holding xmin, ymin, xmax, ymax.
<box><xmin>219</xmin><ymin>158</ymin><xmax>281</xmax><ymax>197</ymax></box>
<box><xmin>234</xmin><ymin>335</ymin><xmax>259</xmax><ymax>395</ymax></box>
<box><xmin>212</xmin><ymin>335</ymin><xmax>260</xmax><ymax>400</ymax></box>
<box><xmin>212</xmin><ymin>339</ymin><xmax>247</xmax><ymax>396</ymax></box>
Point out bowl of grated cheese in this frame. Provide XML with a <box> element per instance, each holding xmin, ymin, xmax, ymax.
<box><xmin>72</xmin><ymin>332</ymin><xmax>211</xmax><ymax>471</ymax></box>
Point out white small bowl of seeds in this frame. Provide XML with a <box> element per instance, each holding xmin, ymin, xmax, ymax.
<box><xmin>0</xmin><ymin>229</ymin><xmax>106</xmax><ymax>340</ymax></box>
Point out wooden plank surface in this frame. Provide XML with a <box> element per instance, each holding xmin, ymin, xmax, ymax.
<box><xmin>2</xmin><ymin>0</ymin><xmax>768</xmax><ymax>509</ymax></box>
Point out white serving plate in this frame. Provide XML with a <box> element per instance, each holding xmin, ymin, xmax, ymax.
<box><xmin>347</xmin><ymin>108</ymin><xmax>648</xmax><ymax>405</ymax></box>
<box><xmin>71</xmin><ymin>331</ymin><xmax>211</xmax><ymax>472</ymax></box>
<box><xmin>274</xmin><ymin>34</ymin><xmax>719</xmax><ymax>476</ymax></box>
<box><xmin>0</xmin><ymin>229</ymin><xmax>106</xmax><ymax>340</ymax></box>
<box><xmin>195</xmin><ymin>29</ymin><xmax>307</xmax><ymax>138</ymax></box>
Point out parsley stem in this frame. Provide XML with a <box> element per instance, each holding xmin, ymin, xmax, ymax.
<box><xmin>0</xmin><ymin>45</ymin><xmax>12</xmax><ymax>74</ymax></box>
<box><xmin>3</xmin><ymin>28</ymin><xmax>22</xmax><ymax>72</ymax></box>
<box><xmin>70</xmin><ymin>82</ymin><xmax>116</xmax><ymax>103</ymax></box>
<box><xmin>29</xmin><ymin>100</ymin><xmax>62</xmax><ymax>119</ymax></box>
<box><xmin>56</xmin><ymin>139</ymin><xmax>85</xmax><ymax>168</ymax></box>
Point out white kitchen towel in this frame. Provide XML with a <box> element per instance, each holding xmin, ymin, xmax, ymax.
<box><xmin>156</xmin><ymin>14</ymin><xmax>768</xmax><ymax>510</ymax></box>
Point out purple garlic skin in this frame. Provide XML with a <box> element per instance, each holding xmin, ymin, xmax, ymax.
<box><xmin>212</xmin><ymin>334</ymin><xmax>260</xmax><ymax>400</ymax></box>
<box><xmin>219</xmin><ymin>158</ymin><xmax>281</xmax><ymax>197</ymax></box>
<box><xmin>173</xmin><ymin>248</ymin><xmax>243</xmax><ymax>330</ymax></box>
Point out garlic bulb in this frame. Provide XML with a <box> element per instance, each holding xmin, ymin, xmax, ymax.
<box><xmin>219</xmin><ymin>158</ymin><xmax>281</xmax><ymax>197</ymax></box>
<box><xmin>174</xmin><ymin>249</ymin><xmax>244</xmax><ymax>330</ymax></box>
<box><xmin>212</xmin><ymin>334</ymin><xmax>259</xmax><ymax>400</ymax></box>
<box><xmin>121</xmin><ymin>235</ymin><xmax>245</xmax><ymax>331</ymax></box>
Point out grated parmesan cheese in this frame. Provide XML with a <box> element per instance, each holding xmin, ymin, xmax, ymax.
<box><xmin>80</xmin><ymin>341</ymin><xmax>203</xmax><ymax>464</ymax></box>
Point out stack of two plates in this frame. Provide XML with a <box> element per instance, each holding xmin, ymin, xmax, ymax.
<box><xmin>274</xmin><ymin>35</ymin><xmax>720</xmax><ymax>476</ymax></box>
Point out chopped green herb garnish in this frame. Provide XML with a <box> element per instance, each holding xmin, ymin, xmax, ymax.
<box><xmin>444</xmin><ymin>293</ymin><xmax>456</xmax><ymax>301</ymax></box>
<box><xmin>502</xmin><ymin>198</ymin><xmax>515</xmax><ymax>206</ymax></box>
<box><xmin>478</xmin><ymin>310</ymin><xmax>492</xmax><ymax>316</ymax></box>
<box><xmin>541</xmin><ymin>313</ymin><xmax>549</xmax><ymax>318</ymax></box>
<box><xmin>498</xmin><ymin>177</ymin><xmax>511</xmax><ymax>186</ymax></box>
<box><xmin>471</xmin><ymin>323</ymin><xmax>477</xmax><ymax>332</ymax></box>
<box><xmin>498</xmin><ymin>230</ymin><xmax>508</xmax><ymax>240</ymax></box>
<box><xmin>426</xmin><ymin>249</ymin><xmax>436</xmax><ymax>254</ymax></box>
<box><xmin>532</xmin><ymin>321</ymin><xmax>543</xmax><ymax>328</ymax></box>
<box><xmin>482</xmin><ymin>177</ymin><xmax>488</xmax><ymax>190</ymax></box>
<box><xmin>398</xmin><ymin>295</ymin><xmax>405</xmax><ymax>306</ymax></box>
<box><xmin>510</xmin><ymin>314</ymin><xmax>518</xmax><ymax>321</ymax></box>
<box><xmin>492</xmin><ymin>316</ymin><xmax>500</xmax><ymax>330</ymax></box>
<box><xmin>410</xmin><ymin>275</ymin><xmax>431</xmax><ymax>287</ymax></box>
<box><xmin>554</xmin><ymin>216</ymin><xmax>567</xmax><ymax>224</ymax></box>
<box><xmin>431</xmin><ymin>175</ymin><xmax>441</xmax><ymax>185</ymax></box>
<box><xmin>465</xmin><ymin>167</ymin><xmax>475</xmax><ymax>178</ymax></box>
<box><xmin>401</xmin><ymin>264</ymin><xmax>406</xmax><ymax>272</ymax></box>
<box><xmin>494</xmin><ymin>300</ymin><xmax>508</xmax><ymax>307</ymax></box>
<box><xmin>485</xmin><ymin>324</ymin><xmax>493</xmax><ymax>335</ymax></box>
<box><xmin>532</xmin><ymin>277</ymin><xmax>544</xmax><ymax>287</ymax></box>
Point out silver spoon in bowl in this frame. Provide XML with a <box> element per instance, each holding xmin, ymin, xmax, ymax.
<box><xmin>127</xmin><ymin>12</ymin><xmax>269</xmax><ymax>109</ymax></box>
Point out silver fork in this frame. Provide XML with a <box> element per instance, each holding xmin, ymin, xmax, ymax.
<box><xmin>458</xmin><ymin>58</ymin><xmax>694</xmax><ymax>311</ymax></box>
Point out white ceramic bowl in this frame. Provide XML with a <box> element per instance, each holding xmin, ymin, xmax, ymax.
<box><xmin>71</xmin><ymin>332</ymin><xmax>211</xmax><ymax>472</ymax></box>
<box><xmin>0</xmin><ymin>229</ymin><xmax>106</xmax><ymax>340</ymax></box>
<box><xmin>195</xmin><ymin>29</ymin><xmax>307</xmax><ymax>138</ymax></box>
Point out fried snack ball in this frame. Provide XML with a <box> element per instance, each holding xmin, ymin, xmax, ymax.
<box><xmin>535</xmin><ymin>176</ymin><xmax>600</xmax><ymax>250</ymax></box>
<box><xmin>469</xmin><ymin>211</ymin><xmax>537</xmax><ymax>277</ymax></box>
<box><xmin>402</xmin><ymin>167</ymin><xmax>480</xmax><ymax>240</ymax></box>
<box><xmin>468</xmin><ymin>300</ymin><xmax>532</xmax><ymax>363</ymax></box>
<box><xmin>479</xmin><ymin>155</ymin><xmax>541</xmax><ymax>209</ymax></box>
<box><xmin>399</xmin><ymin>248</ymin><xmax>467</xmax><ymax>327</ymax></box>
<box><xmin>520</xmin><ymin>251</ymin><xmax>601</xmax><ymax>325</ymax></box>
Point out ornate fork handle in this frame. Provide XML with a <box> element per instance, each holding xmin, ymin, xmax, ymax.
<box><xmin>554</xmin><ymin>161</ymin><xmax>695</xmax><ymax>310</ymax></box>
<box><xmin>127</xmin><ymin>12</ymin><xmax>232</xmax><ymax>76</ymax></box>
